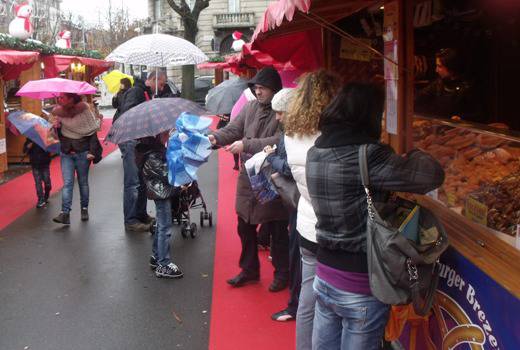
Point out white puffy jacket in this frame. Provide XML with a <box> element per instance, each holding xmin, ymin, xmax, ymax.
<box><xmin>284</xmin><ymin>132</ymin><xmax>320</xmax><ymax>243</ymax></box>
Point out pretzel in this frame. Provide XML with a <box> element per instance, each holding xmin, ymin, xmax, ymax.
<box><xmin>433</xmin><ymin>291</ymin><xmax>485</xmax><ymax>350</ymax></box>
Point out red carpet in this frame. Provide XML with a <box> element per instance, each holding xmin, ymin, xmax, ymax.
<box><xmin>209</xmin><ymin>149</ymin><xmax>295</xmax><ymax>349</ymax></box>
<box><xmin>0</xmin><ymin>118</ymin><xmax>117</xmax><ymax>231</ymax></box>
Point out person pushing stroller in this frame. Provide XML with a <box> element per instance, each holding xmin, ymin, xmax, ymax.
<box><xmin>136</xmin><ymin>132</ymin><xmax>183</xmax><ymax>279</ymax></box>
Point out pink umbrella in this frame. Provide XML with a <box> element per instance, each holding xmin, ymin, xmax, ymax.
<box><xmin>230</xmin><ymin>88</ymin><xmax>256</xmax><ymax>121</ymax></box>
<box><xmin>16</xmin><ymin>78</ymin><xmax>97</xmax><ymax>100</ymax></box>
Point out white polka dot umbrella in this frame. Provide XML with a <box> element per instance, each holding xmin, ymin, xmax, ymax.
<box><xmin>105</xmin><ymin>34</ymin><xmax>208</xmax><ymax>67</ymax></box>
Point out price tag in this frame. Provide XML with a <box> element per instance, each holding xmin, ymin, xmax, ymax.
<box><xmin>446</xmin><ymin>192</ymin><xmax>457</xmax><ymax>207</ymax></box>
<box><xmin>465</xmin><ymin>196</ymin><xmax>488</xmax><ymax>226</ymax></box>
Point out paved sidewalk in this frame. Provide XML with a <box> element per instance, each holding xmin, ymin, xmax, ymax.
<box><xmin>0</xmin><ymin>149</ymin><xmax>219</xmax><ymax>350</ymax></box>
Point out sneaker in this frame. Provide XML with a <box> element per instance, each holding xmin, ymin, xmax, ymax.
<box><xmin>36</xmin><ymin>200</ymin><xmax>46</xmax><ymax>208</ymax></box>
<box><xmin>125</xmin><ymin>222</ymin><xmax>151</xmax><ymax>232</ymax></box>
<box><xmin>81</xmin><ymin>208</ymin><xmax>89</xmax><ymax>221</ymax></box>
<box><xmin>155</xmin><ymin>263</ymin><xmax>183</xmax><ymax>279</ymax></box>
<box><xmin>53</xmin><ymin>212</ymin><xmax>70</xmax><ymax>225</ymax></box>
<box><xmin>271</xmin><ymin>309</ymin><xmax>295</xmax><ymax>322</ymax></box>
<box><xmin>149</xmin><ymin>256</ymin><xmax>158</xmax><ymax>270</ymax></box>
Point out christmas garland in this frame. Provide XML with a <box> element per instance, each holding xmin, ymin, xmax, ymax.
<box><xmin>0</xmin><ymin>33</ymin><xmax>103</xmax><ymax>59</ymax></box>
<box><xmin>208</xmin><ymin>56</ymin><xmax>225</xmax><ymax>62</ymax></box>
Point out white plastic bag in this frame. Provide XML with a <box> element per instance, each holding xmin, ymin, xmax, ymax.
<box><xmin>244</xmin><ymin>150</ymin><xmax>267</xmax><ymax>176</ymax></box>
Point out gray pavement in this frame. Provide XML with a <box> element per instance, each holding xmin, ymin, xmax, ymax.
<box><xmin>0</xmin><ymin>147</ymin><xmax>219</xmax><ymax>350</ymax></box>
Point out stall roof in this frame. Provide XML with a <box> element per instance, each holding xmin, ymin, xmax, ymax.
<box><xmin>0</xmin><ymin>49</ymin><xmax>40</xmax><ymax>80</ymax></box>
<box><xmin>250</xmin><ymin>0</ymin><xmax>379</xmax><ymax>71</ymax></box>
<box><xmin>198</xmin><ymin>44</ymin><xmax>297</xmax><ymax>76</ymax></box>
<box><xmin>252</xmin><ymin>0</ymin><xmax>379</xmax><ymax>41</ymax></box>
<box><xmin>42</xmin><ymin>55</ymin><xmax>113</xmax><ymax>79</ymax></box>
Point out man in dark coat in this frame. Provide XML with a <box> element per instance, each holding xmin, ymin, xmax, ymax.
<box><xmin>209</xmin><ymin>67</ymin><xmax>290</xmax><ymax>291</ymax></box>
<box><xmin>111</xmin><ymin>77</ymin><xmax>132</xmax><ymax>123</ymax></box>
<box><xmin>118</xmin><ymin>71</ymin><xmax>167</xmax><ymax>232</ymax></box>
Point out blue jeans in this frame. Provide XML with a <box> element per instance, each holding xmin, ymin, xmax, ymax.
<box><xmin>153</xmin><ymin>198</ymin><xmax>172</xmax><ymax>266</ymax></box>
<box><xmin>120</xmin><ymin>140</ymin><xmax>148</xmax><ymax>224</ymax></box>
<box><xmin>312</xmin><ymin>277</ymin><xmax>390</xmax><ymax>350</ymax></box>
<box><xmin>60</xmin><ymin>151</ymin><xmax>90</xmax><ymax>213</ymax></box>
<box><xmin>296</xmin><ymin>247</ymin><xmax>317</xmax><ymax>350</ymax></box>
<box><xmin>32</xmin><ymin>166</ymin><xmax>51</xmax><ymax>201</ymax></box>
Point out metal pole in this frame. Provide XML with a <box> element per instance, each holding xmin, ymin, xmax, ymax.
<box><xmin>155</xmin><ymin>66</ymin><xmax>158</xmax><ymax>96</ymax></box>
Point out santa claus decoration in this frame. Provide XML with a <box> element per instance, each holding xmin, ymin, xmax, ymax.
<box><xmin>231</xmin><ymin>31</ymin><xmax>245</xmax><ymax>52</ymax></box>
<box><xmin>55</xmin><ymin>30</ymin><xmax>72</xmax><ymax>49</ymax></box>
<box><xmin>8</xmin><ymin>2</ymin><xmax>33</xmax><ymax>40</ymax></box>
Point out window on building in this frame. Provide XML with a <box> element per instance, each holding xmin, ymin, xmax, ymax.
<box><xmin>228</xmin><ymin>0</ymin><xmax>240</xmax><ymax>13</ymax></box>
<box><xmin>154</xmin><ymin>0</ymin><xmax>161</xmax><ymax>20</ymax></box>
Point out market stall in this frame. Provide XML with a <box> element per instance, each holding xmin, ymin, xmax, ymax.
<box><xmin>2</xmin><ymin>54</ymin><xmax>112</xmax><ymax>165</ymax></box>
<box><xmin>250</xmin><ymin>0</ymin><xmax>520</xmax><ymax>348</ymax></box>
<box><xmin>42</xmin><ymin>54</ymin><xmax>113</xmax><ymax>82</ymax></box>
<box><xmin>0</xmin><ymin>49</ymin><xmax>40</xmax><ymax>167</ymax></box>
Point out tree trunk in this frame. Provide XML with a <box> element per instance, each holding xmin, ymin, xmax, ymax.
<box><xmin>181</xmin><ymin>20</ymin><xmax>198</xmax><ymax>101</ymax></box>
<box><xmin>182</xmin><ymin>65</ymin><xmax>195</xmax><ymax>100</ymax></box>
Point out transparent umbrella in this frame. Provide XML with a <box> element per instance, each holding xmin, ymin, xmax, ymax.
<box><xmin>106</xmin><ymin>34</ymin><xmax>208</xmax><ymax>94</ymax></box>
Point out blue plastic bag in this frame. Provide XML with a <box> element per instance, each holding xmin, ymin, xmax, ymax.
<box><xmin>247</xmin><ymin>156</ymin><xmax>279</xmax><ymax>205</ymax></box>
<box><xmin>166</xmin><ymin>112</ymin><xmax>213</xmax><ymax>186</ymax></box>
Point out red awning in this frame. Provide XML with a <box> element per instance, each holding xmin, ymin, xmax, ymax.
<box><xmin>251</xmin><ymin>29</ymin><xmax>323</xmax><ymax>71</ymax></box>
<box><xmin>253</xmin><ymin>0</ymin><xmax>378</xmax><ymax>40</ymax></box>
<box><xmin>250</xmin><ymin>0</ymin><xmax>379</xmax><ymax>71</ymax></box>
<box><xmin>43</xmin><ymin>55</ymin><xmax>113</xmax><ymax>79</ymax></box>
<box><xmin>0</xmin><ymin>50</ymin><xmax>40</xmax><ymax>80</ymax></box>
<box><xmin>198</xmin><ymin>47</ymin><xmax>297</xmax><ymax>76</ymax></box>
<box><xmin>197</xmin><ymin>61</ymin><xmax>231</xmax><ymax>70</ymax></box>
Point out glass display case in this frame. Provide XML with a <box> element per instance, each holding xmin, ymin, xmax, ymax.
<box><xmin>413</xmin><ymin>116</ymin><xmax>520</xmax><ymax>242</ymax></box>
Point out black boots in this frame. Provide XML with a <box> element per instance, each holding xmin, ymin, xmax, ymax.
<box><xmin>53</xmin><ymin>212</ymin><xmax>70</xmax><ymax>225</ymax></box>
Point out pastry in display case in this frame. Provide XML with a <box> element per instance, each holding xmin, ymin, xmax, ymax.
<box><xmin>413</xmin><ymin>117</ymin><xmax>520</xmax><ymax>239</ymax></box>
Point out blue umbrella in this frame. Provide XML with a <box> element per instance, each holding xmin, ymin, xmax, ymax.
<box><xmin>166</xmin><ymin>113</ymin><xmax>213</xmax><ymax>186</ymax></box>
<box><xmin>7</xmin><ymin>111</ymin><xmax>60</xmax><ymax>153</ymax></box>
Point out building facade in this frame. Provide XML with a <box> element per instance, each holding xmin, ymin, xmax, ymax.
<box><xmin>144</xmin><ymin>0</ymin><xmax>269</xmax><ymax>81</ymax></box>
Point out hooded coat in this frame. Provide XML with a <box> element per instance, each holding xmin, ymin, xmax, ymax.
<box><xmin>212</xmin><ymin>67</ymin><xmax>288</xmax><ymax>224</ymax></box>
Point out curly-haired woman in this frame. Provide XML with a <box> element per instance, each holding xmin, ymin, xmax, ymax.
<box><xmin>284</xmin><ymin>70</ymin><xmax>341</xmax><ymax>349</ymax></box>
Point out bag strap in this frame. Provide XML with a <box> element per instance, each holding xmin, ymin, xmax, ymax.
<box><xmin>359</xmin><ymin>144</ymin><xmax>370</xmax><ymax>187</ymax></box>
<box><xmin>359</xmin><ymin>145</ymin><xmax>377</xmax><ymax>221</ymax></box>
<box><xmin>411</xmin><ymin>260</ymin><xmax>441</xmax><ymax>316</ymax></box>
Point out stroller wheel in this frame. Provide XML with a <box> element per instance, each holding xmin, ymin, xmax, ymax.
<box><xmin>208</xmin><ymin>212</ymin><xmax>213</xmax><ymax>227</ymax></box>
<box><xmin>200</xmin><ymin>211</ymin><xmax>204</xmax><ymax>227</ymax></box>
<box><xmin>181</xmin><ymin>222</ymin><xmax>188</xmax><ymax>239</ymax></box>
<box><xmin>190</xmin><ymin>223</ymin><xmax>197</xmax><ymax>238</ymax></box>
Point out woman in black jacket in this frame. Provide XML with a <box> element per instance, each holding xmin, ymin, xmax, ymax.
<box><xmin>306</xmin><ymin>83</ymin><xmax>445</xmax><ymax>350</ymax></box>
<box><xmin>136</xmin><ymin>133</ymin><xmax>183</xmax><ymax>279</ymax></box>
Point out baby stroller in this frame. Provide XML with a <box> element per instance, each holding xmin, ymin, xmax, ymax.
<box><xmin>150</xmin><ymin>181</ymin><xmax>213</xmax><ymax>238</ymax></box>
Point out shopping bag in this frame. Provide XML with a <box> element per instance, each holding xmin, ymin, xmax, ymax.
<box><xmin>246</xmin><ymin>152</ymin><xmax>279</xmax><ymax>205</ymax></box>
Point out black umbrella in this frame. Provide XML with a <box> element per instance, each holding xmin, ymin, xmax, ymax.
<box><xmin>205</xmin><ymin>78</ymin><xmax>248</xmax><ymax>115</ymax></box>
<box><xmin>107</xmin><ymin>98</ymin><xmax>207</xmax><ymax>144</ymax></box>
